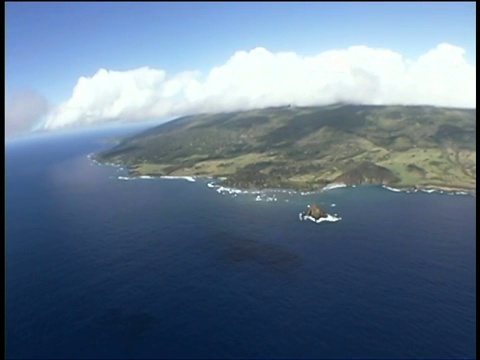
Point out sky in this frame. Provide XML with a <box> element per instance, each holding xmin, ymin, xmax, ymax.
<box><xmin>5</xmin><ymin>2</ymin><xmax>476</xmax><ymax>137</ymax></box>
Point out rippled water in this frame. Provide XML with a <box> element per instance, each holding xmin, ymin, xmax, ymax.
<box><xmin>6</xmin><ymin>127</ymin><xmax>476</xmax><ymax>359</ymax></box>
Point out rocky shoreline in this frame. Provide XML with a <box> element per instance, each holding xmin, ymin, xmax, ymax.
<box><xmin>89</xmin><ymin>154</ymin><xmax>475</xmax><ymax>197</ymax></box>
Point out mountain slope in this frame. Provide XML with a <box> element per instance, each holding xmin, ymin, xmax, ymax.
<box><xmin>95</xmin><ymin>104</ymin><xmax>476</xmax><ymax>192</ymax></box>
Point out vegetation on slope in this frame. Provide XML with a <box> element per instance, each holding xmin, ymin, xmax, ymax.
<box><xmin>95</xmin><ymin>104</ymin><xmax>476</xmax><ymax>192</ymax></box>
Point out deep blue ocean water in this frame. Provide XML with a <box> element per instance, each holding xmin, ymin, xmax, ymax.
<box><xmin>6</xmin><ymin>126</ymin><xmax>476</xmax><ymax>359</ymax></box>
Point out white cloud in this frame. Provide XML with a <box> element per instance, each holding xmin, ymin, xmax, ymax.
<box><xmin>6</xmin><ymin>90</ymin><xmax>50</xmax><ymax>136</ymax></box>
<box><xmin>44</xmin><ymin>43</ymin><xmax>476</xmax><ymax>130</ymax></box>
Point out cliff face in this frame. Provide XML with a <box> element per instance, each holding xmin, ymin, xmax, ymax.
<box><xmin>333</xmin><ymin>161</ymin><xmax>400</xmax><ymax>185</ymax></box>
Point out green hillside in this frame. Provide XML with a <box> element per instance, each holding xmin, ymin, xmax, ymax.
<box><xmin>95</xmin><ymin>104</ymin><xmax>476</xmax><ymax>192</ymax></box>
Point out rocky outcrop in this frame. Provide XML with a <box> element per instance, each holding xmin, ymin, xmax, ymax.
<box><xmin>304</xmin><ymin>204</ymin><xmax>328</xmax><ymax>220</ymax></box>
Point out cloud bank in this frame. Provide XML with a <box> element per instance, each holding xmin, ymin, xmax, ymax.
<box><xmin>6</xmin><ymin>90</ymin><xmax>50</xmax><ymax>136</ymax></box>
<box><xmin>44</xmin><ymin>43</ymin><xmax>476</xmax><ymax>130</ymax></box>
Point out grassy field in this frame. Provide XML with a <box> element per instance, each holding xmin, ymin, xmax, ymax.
<box><xmin>95</xmin><ymin>104</ymin><xmax>476</xmax><ymax>192</ymax></box>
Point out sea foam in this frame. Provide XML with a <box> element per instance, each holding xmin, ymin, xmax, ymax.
<box><xmin>299</xmin><ymin>213</ymin><xmax>342</xmax><ymax>224</ymax></box>
<box><xmin>322</xmin><ymin>183</ymin><xmax>347</xmax><ymax>191</ymax></box>
<box><xmin>160</xmin><ymin>176</ymin><xmax>196</xmax><ymax>182</ymax></box>
<box><xmin>117</xmin><ymin>175</ymin><xmax>197</xmax><ymax>182</ymax></box>
<box><xmin>382</xmin><ymin>185</ymin><xmax>403</xmax><ymax>193</ymax></box>
<box><xmin>381</xmin><ymin>185</ymin><xmax>471</xmax><ymax>196</ymax></box>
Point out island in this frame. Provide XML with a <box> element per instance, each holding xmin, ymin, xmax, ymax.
<box><xmin>94</xmin><ymin>104</ymin><xmax>476</xmax><ymax>194</ymax></box>
<box><xmin>303</xmin><ymin>204</ymin><xmax>327</xmax><ymax>219</ymax></box>
<box><xmin>305</xmin><ymin>204</ymin><xmax>327</xmax><ymax>219</ymax></box>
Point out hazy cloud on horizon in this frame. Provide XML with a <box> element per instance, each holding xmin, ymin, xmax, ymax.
<box><xmin>6</xmin><ymin>90</ymin><xmax>50</xmax><ymax>137</ymax></box>
<box><xmin>43</xmin><ymin>43</ymin><xmax>476</xmax><ymax>130</ymax></box>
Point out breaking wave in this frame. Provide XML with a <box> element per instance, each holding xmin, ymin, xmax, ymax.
<box><xmin>209</xmin><ymin>182</ymin><xmax>300</xmax><ymax>200</ymax></box>
<box><xmin>116</xmin><ymin>175</ymin><xmax>197</xmax><ymax>181</ymax></box>
<box><xmin>322</xmin><ymin>183</ymin><xmax>347</xmax><ymax>191</ymax></box>
<box><xmin>382</xmin><ymin>185</ymin><xmax>404</xmax><ymax>193</ymax></box>
<box><xmin>255</xmin><ymin>194</ymin><xmax>278</xmax><ymax>202</ymax></box>
<box><xmin>117</xmin><ymin>175</ymin><xmax>155</xmax><ymax>180</ymax></box>
<box><xmin>298</xmin><ymin>212</ymin><xmax>342</xmax><ymax>224</ymax></box>
<box><xmin>381</xmin><ymin>185</ymin><xmax>471</xmax><ymax>196</ymax></box>
<box><xmin>160</xmin><ymin>176</ymin><xmax>196</xmax><ymax>182</ymax></box>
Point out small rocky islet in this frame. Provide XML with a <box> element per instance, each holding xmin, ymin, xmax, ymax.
<box><xmin>303</xmin><ymin>204</ymin><xmax>328</xmax><ymax>220</ymax></box>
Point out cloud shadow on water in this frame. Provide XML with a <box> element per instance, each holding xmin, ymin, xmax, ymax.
<box><xmin>213</xmin><ymin>232</ymin><xmax>303</xmax><ymax>274</ymax></box>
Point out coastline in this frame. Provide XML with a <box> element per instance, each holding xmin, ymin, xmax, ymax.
<box><xmin>89</xmin><ymin>154</ymin><xmax>475</xmax><ymax>197</ymax></box>
<box><xmin>384</xmin><ymin>184</ymin><xmax>476</xmax><ymax>196</ymax></box>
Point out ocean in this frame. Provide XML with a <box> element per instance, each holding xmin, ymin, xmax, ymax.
<box><xmin>6</xmin><ymin>126</ymin><xmax>476</xmax><ymax>359</ymax></box>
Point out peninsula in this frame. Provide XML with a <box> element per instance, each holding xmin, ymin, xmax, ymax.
<box><xmin>94</xmin><ymin>104</ymin><xmax>476</xmax><ymax>193</ymax></box>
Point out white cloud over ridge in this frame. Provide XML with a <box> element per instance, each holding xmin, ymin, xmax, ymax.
<box><xmin>44</xmin><ymin>43</ymin><xmax>476</xmax><ymax>130</ymax></box>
